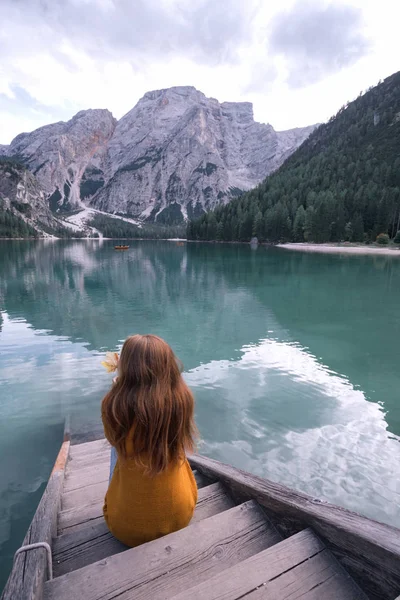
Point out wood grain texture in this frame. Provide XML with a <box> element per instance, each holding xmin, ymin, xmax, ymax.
<box><xmin>170</xmin><ymin>528</ymin><xmax>324</xmax><ymax>600</ymax></box>
<box><xmin>69</xmin><ymin>439</ymin><xmax>110</xmax><ymax>459</ymax></box>
<box><xmin>62</xmin><ymin>480</ymin><xmax>108</xmax><ymax>511</ymax></box>
<box><xmin>191</xmin><ymin>481</ymin><xmax>235</xmax><ymax>522</ymax></box>
<box><xmin>63</xmin><ymin>461</ymin><xmax>109</xmax><ymax>493</ymax></box>
<box><xmin>53</xmin><ymin>521</ymin><xmax>128</xmax><ymax>577</ymax></box>
<box><xmin>172</xmin><ymin>529</ymin><xmax>366</xmax><ymax>600</ymax></box>
<box><xmin>244</xmin><ymin>549</ymin><xmax>367</xmax><ymax>600</ymax></box>
<box><xmin>1</xmin><ymin>442</ymin><xmax>69</xmax><ymax>600</ymax></box>
<box><xmin>54</xmin><ymin>482</ymin><xmax>236</xmax><ymax>575</ymax></box>
<box><xmin>45</xmin><ymin>500</ymin><xmax>281</xmax><ymax>600</ymax></box>
<box><xmin>58</xmin><ymin>499</ymin><xmax>104</xmax><ymax>535</ymax></box>
<box><xmin>189</xmin><ymin>454</ymin><xmax>400</xmax><ymax>600</ymax></box>
<box><xmin>66</xmin><ymin>451</ymin><xmax>109</xmax><ymax>472</ymax></box>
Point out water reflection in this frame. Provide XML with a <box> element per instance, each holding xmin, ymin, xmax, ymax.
<box><xmin>188</xmin><ymin>338</ymin><xmax>400</xmax><ymax>525</ymax></box>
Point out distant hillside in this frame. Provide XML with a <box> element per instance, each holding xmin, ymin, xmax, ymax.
<box><xmin>188</xmin><ymin>71</ymin><xmax>400</xmax><ymax>243</ymax></box>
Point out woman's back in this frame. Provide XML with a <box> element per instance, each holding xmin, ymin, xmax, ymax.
<box><xmin>101</xmin><ymin>334</ymin><xmax>198</xmax><ymax>547</ymax></box>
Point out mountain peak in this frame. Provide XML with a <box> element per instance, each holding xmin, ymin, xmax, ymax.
<box><xmin>142</xmin><ymin>86</ymin><xmax>203</xmax><ymax>101</ymax></box>
<box><xmin>3</xmin><ymin>86</ymin><xmax>316</xmax><ymax>225</ymax></box>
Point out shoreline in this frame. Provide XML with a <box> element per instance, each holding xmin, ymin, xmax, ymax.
<box><xmin>277</xmin><ymin>243</ymin><xmax>400</xmax><ymax>256</ymax></box>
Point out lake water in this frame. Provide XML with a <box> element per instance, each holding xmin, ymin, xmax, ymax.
<box><xmin>1</xmin><ymin>239</ymin><xmax>400</xmax><ymax>589</ymax></box>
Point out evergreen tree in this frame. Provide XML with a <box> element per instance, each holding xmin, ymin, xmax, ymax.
<box><xmin>352</xmin><ymin>213</ymin><xmax>364</xmax><ymax>242</ymax></box>
<box><xmin>293</xmin><ymin>206</ymin><xmax>306</xmax><ymax>241</ymax></box>
<box><xmin>344</xmin><ymin>222</ymin><xmax>353</xmax><ymax>242</ymax></box>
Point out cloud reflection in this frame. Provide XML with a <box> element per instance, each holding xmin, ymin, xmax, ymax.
<box><xmin>187</xmin><ymin>338</ymin><xmax>400</xmax><ymax>527</ymax></box>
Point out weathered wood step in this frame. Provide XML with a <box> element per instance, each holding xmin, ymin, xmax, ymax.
<box><xmin>63</xmin><ymin>461</ymin><xmax>110</xmax><ymax>493</ymax></box>
<box><xmin>66</xmin><ymin>452</ymin><xmax>109</xmax><ymax>472</ymax></box>
<box><xmin>170</xmin><ymin>528</ymin><xmax>367</xmax><ymax>600</ymax></box>
<box><xmin>53</xmin><ymin>481</ymin><xmax>235</xmax><ymax>576</ymax></box>
<box><xmin>45</xmin><ymin>500</ymin><xmax>282</xmax><ymax>600</ymax></box>
<box><xmin>69</xmin><ymin>439</ymin><xmax>110</xmax><ymax>459</ymax></box>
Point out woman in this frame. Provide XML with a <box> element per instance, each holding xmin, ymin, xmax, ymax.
<box><xmin>101</xmin><ymin>334</ymin><xmax>198</xmax><ymax>547</ymax></box>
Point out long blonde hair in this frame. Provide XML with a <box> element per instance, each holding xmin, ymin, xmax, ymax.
<box><xmin>101</xmin><ymin>334</ymin><xmax>197</xmax><ymax>475</ymax></box>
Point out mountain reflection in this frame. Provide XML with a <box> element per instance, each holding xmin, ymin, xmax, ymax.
<box><xmin>0</xmin><ymin>241</ymin><xmax>283</xmax><ymax>368</ymax></box>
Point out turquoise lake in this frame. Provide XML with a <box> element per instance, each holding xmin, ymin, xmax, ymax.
<box><xmin>1</xmin><ymin>240</ymin><xmax>400</xmax><ymax>590</ymax></box>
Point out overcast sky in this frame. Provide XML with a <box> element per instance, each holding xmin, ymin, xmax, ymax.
<box><xmin>0</xmin><ymin>0</ymin><xmax>399</xmax><ymax>144</ymax></box>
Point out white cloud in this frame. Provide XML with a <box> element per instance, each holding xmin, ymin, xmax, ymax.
<box><xmin>0</xmin><ymin>0</ymin><xmax>399</xmax><ymax>142</ymax></box>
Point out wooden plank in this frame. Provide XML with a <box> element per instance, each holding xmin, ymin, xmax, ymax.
<box><xmin>191</xmin><ymin>481</ymin><xmax>235</xmax><ymax>522</ymax></box>
<box><xmin>189</xmin><ymin>454</ymin><xmax>400</xmax><ymax>600</ymax></box>
<box><xmin>66</xmin><ymin>451</ymin><xmax>109</xmax><ymax>473</ymax></box>
<box><xmin>171</xmin><ymin>529</ymin><xmax>366</xmax><ymax>600</ymax></box>
<box><xmin>62</xmin><ymin>480</ymin><xmax>108</xmax><ymax>511</ymax></box>
<box><xmin>53</xmin><ymin>521</ymin><xmax>127</xmax><ymax>577</ymax></box>
<box><xmin>172</xmin><ymin>528</ymin><xmax>339</xmax><ymax>600</ymax></box>
<box><xmin>66</xmin><ymin>450</ymin><xmax>109</xmax><ymax>469</ymax></box>
<box><xmin>53</xmin><ymin>481</ymin><xmax>235</xmax><ymax>576</ymax></box>
<box><xmin>170</xmin><ymin>528</ymin><xmax>324</xmax><ymax>600</ymax></box>
<box><xmin>45</xmin><ymin>500</ymin><xmax>281</xmax><ymax>600</ymax></box>
<box><xmin>68</xmin><ymin>439</ymin><xmax>110</xmax><ymax>459</ymax></box>
<box><xmin>1</xmin><ymin>441</ymin><xmax>70</xmax><ymax>600</ymax></box>
<box><xmin>58</xmin><ymin>500</ymin><xmax>104</xmax><ymax>535</ymax></box>
<box><xmin>245</xmin><ymin>551</ymin><xmax>367</xmax><ymax>599</ymax></box>
<box><xmin>63</xmin><ymin>461</ymin><xmax>110</xmax><ymax>493</ymax></box>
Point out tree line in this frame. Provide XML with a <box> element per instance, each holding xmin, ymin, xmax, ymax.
<box><xmin>88</xmin><ymin>214</ymin><xmax>186</xmax><ymax>239</ymax></box>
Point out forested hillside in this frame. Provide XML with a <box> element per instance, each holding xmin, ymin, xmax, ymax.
<box><xmin>187</xmin><ymin>71</ymin><xmax>400</xmax><ymax>243</ymax></box>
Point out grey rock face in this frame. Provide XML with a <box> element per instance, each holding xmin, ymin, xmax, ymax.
<box><xmin>4</xmin><ymin>87</ymin><xmax>316</xmax><ymax>222</ymax></box>
<box><xmin>92</xmin><ymin>87</ymin><xmax>316</xmax><ymax>221</ymax></box>
<box><xmin>9</xmin><ymin>109</ymin><xmax>117</xmax><ymax>210</ymax></box>
<box><xmin>0</xmin><ymin>161</ymin><xmax>65</xmax><ymax>234</ymax></box>
<box><xmin>0</xmin><ymin>145</ymin><xmax>9</xmax><ymax>156</ymax></box>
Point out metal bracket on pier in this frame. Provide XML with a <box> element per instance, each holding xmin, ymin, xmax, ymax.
<box><xmin>13</xmin><ymin>542</ymin><xmax>53</xmax><ymax>580</ymax></box>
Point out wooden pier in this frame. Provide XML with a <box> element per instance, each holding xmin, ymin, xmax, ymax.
<box><xmin>2</xmin><ymin>437</ymin><xmax>400</xmax><ymax>600</ymax></box>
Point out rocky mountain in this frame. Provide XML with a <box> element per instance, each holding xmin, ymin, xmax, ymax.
<box><xmin>8</xmin><ymin>109</ymin><xmax>116</xmax><ymax>210</ymax></box>
<box><xmin>3</xmin><ymin>87</ymin><xmax>316</xmax><ymax>225</ymax></box>
<box><xmin>92</xmin><ymin>87</ymin><xmax>315</xmax><ymax>222</ymax></box>
<box><xmin>0</xmin><ymin>159</ymin><xmax>69</xmax><ymax>236</ymax></box>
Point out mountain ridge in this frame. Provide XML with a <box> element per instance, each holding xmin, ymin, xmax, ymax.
<box><xmin>1</xmin><ymin>86</ymin><xmax>316</xmax><ymax>230</ymax></box>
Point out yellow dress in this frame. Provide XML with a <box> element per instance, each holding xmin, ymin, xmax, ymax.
<box><xmin>102</xmin><ymin>420</ymin><xmax>198</xmax><ymax>547</ymax></box>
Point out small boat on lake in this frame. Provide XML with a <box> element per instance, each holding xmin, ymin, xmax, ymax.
<box><xmin>114</xmin><ymin>245</ymin><xmax>129</xmax><ymax>250</ymax></box>
<box><xmin>3</xmin><ymin>433</ymin><xmax>400</xmax><ymax>600</ymax></box>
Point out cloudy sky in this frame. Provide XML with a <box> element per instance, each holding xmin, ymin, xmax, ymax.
<box><xmin>0</xmin><ymin>0</ymin><xmax>399</xmax><ymax>144</ymax></box>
